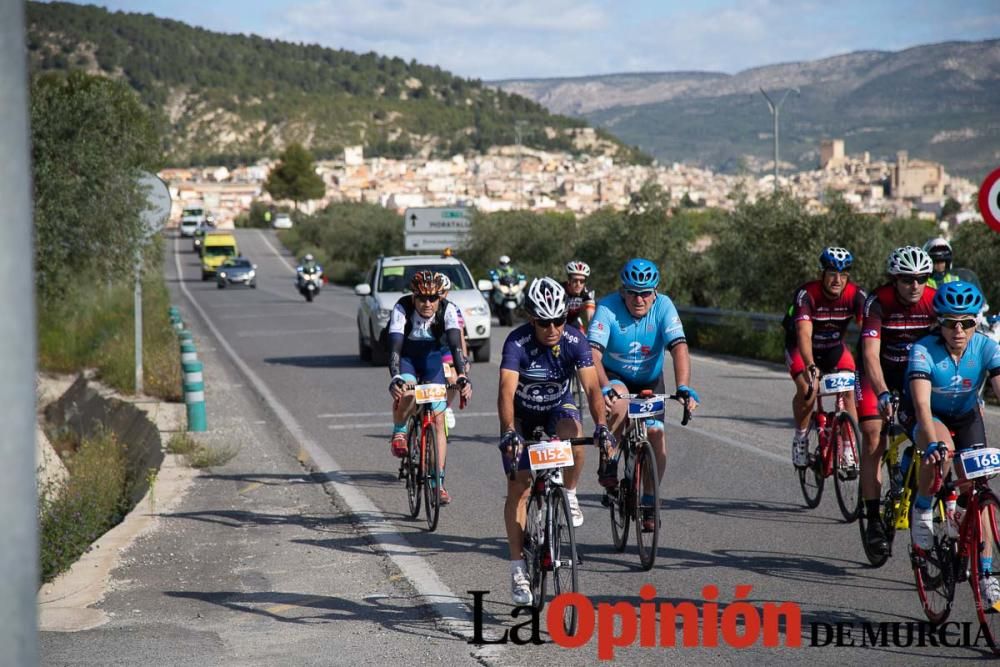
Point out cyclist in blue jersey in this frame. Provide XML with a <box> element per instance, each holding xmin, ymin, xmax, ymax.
<box><xmin>906</xmin><ymin>282</ymin><xmax>1000</xmax><ymax>606</ymax></box>
<box><xmin>387</xmin><ymin>271</ymin><xmax>472</xmax><ymax>506</ymax></box>
<box><xmin>587</xmin><ymin>258</ymin><xmax>699</xmax><ymax>528</ymax></box>
<box><xmin>498</xmin><ymin>277</ymin><xmax>612</xmax><ymax>605</ymax></box>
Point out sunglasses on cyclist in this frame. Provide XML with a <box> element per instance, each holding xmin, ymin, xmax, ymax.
<box><xmin>939</xmin><ymin>317</ymin><xmax>977</xmax><ymax>331</ymax></box>
<box><xmin>533</xmin><ymin>316</ymin><xmax>567</xmax><ymax>328</ymax></box>
<box><xmin>897</xmin><ymin>275</ymin><xmax>929</xmax><ymax>285</ymax></box>
<box><xmin>414</xmin><ymin>294</ymin><xmax>440</xmax><ymax>303</ymax></box>
<box><xmin>625</xmin><ymin>289</ymin><xmax>655</xmax><ymax>299</ymax></box>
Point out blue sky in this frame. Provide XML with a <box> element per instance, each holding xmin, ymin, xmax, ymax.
<box><xmin>71</xmin><ymin>1</ymin><xmax>1000</xmax><ymax>79</ymax></box>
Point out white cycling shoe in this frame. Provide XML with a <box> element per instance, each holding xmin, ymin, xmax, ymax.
<box><xmin>792</xmin><ymin>436</ymin><xmax>809</xmax><ymax>469</ymax></box>
<box><xmin>911</xmin><ymin>507</ymin><xmax>934</xmax><ymax>551</ymax></box>
<box><xmin>511</xmin><ymin>567</ymin><xmax>533</xmax><ymax>606</ymax></box>
<box><xmin>567</xmin><ymin>493</ymin><xmax>584</xmax><ymax>528</ymax></box>
<box><xmin>980</xmin><ymin>575</ymin><xmax>1000</xmax><ymax>612</ymax></box>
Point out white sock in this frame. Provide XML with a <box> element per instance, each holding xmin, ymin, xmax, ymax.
<box><xmin>565</xmin><ymin>488</ymin><xmax>577</xmax><ymax>502</ymax></box>
<box><xmin>510</xmin><ymin>559</ymin><xmax>527</xmax><ymax>574</ymax></box>
<box><xmin>794</xmin><ymin>428</ymin><xmax>809</xmax><ymax>440</ymax></box>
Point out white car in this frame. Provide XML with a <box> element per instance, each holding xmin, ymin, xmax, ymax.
<box><xmin>179</xmin><ymin>206</ymin><xmax>207</xmax><ymax>237</ymax></box>
<box><xmin>355</xmin><ymin>255</ymin><xmax>493</xmax><ymax>364</ymax></box>
<box><xmin>272</xmin><ymin>213</ymin><xmax>293</xmax><ymax>229</ymax></box>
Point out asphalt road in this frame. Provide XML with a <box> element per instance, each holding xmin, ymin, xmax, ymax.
<box><xmin>162</xmin><ymin>229</ymin><xmax>1000</xmax><ymax>664</ymax></box>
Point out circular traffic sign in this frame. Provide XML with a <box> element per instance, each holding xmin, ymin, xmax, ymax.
<box><xmin>978</xmin><ymin>166</ymin><xmax>1000</xmax><ymax>233</ymax></box>
<box><xmin>137</xmin><ymin>171</ymin><xmax>171</xmax><ymax>240</ymax></box>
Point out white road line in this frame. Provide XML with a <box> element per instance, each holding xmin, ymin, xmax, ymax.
<box><xmin>171</xmin><ymin>236</ymin><xmax>488</xmax><ymax>650</ymax></box>
<box><xmin>671</xmin><ymin>421</ymin><xmax>787</xmax><ymax>464</ymax></box>
<box><xmin>255</xmin><ymin>229</ymin><xmax>297</xmax><ymax>274</ymax></box>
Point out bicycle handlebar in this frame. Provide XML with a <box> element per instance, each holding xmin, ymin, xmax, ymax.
<box><xmin>668</xmin><ymin>394</ymin><xmax>692</xmax><ymax>426</ymax></box>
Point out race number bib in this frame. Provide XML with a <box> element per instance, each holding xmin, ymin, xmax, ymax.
<box><xmin>819</xmin><ymin>371</ymin><xmax>856</xmax><ymax>396</ymax></box>
<box><xmin>628</xmin><ymin>395</ymin><xmax>665</xmax><ymax>417</ymax></box>
<box><xmin>958</xmin><ymin>448</ymin><xmax>1000</xmax><ymax>480</ymax></box>
<box><xmin>527</xmin><ymin>440</ymin><xmax>574</xmax><ymax>471</ymax></box>
<box><xmin>414</xmin><ymin>384</ymin><xmax>447</xmax><ymax>404</ymax></box>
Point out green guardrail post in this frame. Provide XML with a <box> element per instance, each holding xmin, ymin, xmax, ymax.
<box><xmin>178</xmin><ymin>329</ymin><xmax>193</xmax><ymax>343</ymax></box>
<box><xmin>180</xmin><ymin>340</ymin><xmax>198</xmax><ymax>365</ymax></box>
<box><xmin>184</xmin><ymin>376</ymin><xmax>207</xmax><ymax>432</ymax></box>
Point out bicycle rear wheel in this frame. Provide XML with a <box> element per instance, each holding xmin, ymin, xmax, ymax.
<box><xmin>634</xmin><ymin>441</ymin><xmax>659</xmax><ymax>571</ymax></box>
<box><xmin>858</xmin><ymin>453</ymin><xmax>893</xmax><ymax>567</ymax></box>
<box><xmin>405</xmin><ymin>422</ymin><xmax>421</xmax><ymax>518</ymax></box>
<box><xmin>523</xmin><ymin>489</ymin><xmax>546</xmax><ymax>612</ymax></box>
<box><xmin>971</xmin><ymin>495</ymin><xmax>1000</xmax><ymax>654</ymax></box>
<box><xmin>422</xmin><ymin>421</ymin><xmax>440</xmax><ymax>532</ymax></box>
<box><xmin>550</xmin><ymin>487</ymin><xmax>579</xmax><ymax>635</ymax></box>
<box><xmin>911</xmin><ymin>499</ymin><xmax>955</xmax><ymax>625</ymax></box>
<box><xmin>833</xmin><ymin>412</ymin><xmax>862</xmax><ymax>522</ymax></box>
<box><xmin>609</xmin><ymin>448</ymin><xmax>631</xmax><ymax>552</ymax></box>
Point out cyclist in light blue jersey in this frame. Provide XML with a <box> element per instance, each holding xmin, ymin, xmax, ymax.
<box><xmin>906</xmin><ymin>282</ymin><xmax>1000</xmax><ymax>606</ymax></box>
<box><xmin>588</xmin><ymin>259</ymin><xmax>699</xmax><ymax>524</ymax></box>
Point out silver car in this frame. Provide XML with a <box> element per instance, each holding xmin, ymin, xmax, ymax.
<box><xmin>355</xmin><ymin>255</ymin><xmax>493</xmax><ymax>364</ymax></box>
<box><xmin>216</xmin><ymin>257</ymin><xmax>257</xmax><ymax>289</ymax></box>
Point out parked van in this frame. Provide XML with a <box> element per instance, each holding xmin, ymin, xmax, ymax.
<box><xmin>201</xmin><ymin>232</ymin><xmax>238</xmax><ymax>280</ymax></box>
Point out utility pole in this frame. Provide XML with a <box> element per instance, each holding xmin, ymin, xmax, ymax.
<box><xmin>760</xmin><ymin>87</ymin><xmax>799</xmax><ymax>192</ymax></box>
<box><xmin>0</xmin><ymin>1</ymin><xmax>40</xmax><ymax>664</ymax></box>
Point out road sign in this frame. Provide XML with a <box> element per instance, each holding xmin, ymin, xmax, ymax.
<box><xmin>137</xmin><ymin>171</ymin><xmax>171</xmax><ymax>240</ymax></box>
<box><xmin>403</xmin><ymin>207</ymin><xmax>471</xmax><ymax>251</ymax></box>
<box><xmin>978</xmin><ymin>167</ymin><xmax>1000</xmax><ymax>233</ymax></box>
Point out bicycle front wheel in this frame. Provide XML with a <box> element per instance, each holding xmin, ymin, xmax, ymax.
<box><xmin>911</xmin><ymin>498</ymin><xmax>955</xmax><ymax>625</ymax></box>
<box><xmin>972</xmin><ymin>495</ymin><xmax>1000</xmax><ymax>654</ymax></box>
<box><xmin>833</xmin><ymin>412</ymin><xmax>862</xmax><ymax>522</ymax></box>
<box><xmin>523</xmin><ymin>490</ymin><xmax>547</xmax><ymax>613</ymax></box>
<box><xmin>422</xmin><ymin>421</ymin><xmax>441</xmax><ymax>532</ymax></box>
<box><xmin>798</xmin><ymin>433</ymin><xmax>824</xmax><ymax>509</ymax></box>
<box><xmin>634</xmin><ymin>441</ymin><xmax>660</xmax><ymax>571</ymax></box>
<box><xmin>550</xmin><ymin>487</ymin><xmax>579</xmax><ymax>635</ymax></box>
<box><xmin>405</xmin><ymin>422</ymin><xmax>421</xmax><ymax>518</ymax></box>
<box><xmin>609</xmin><ymin>450</ymin><xmax>631</xmax><ymax>552</ymax></box>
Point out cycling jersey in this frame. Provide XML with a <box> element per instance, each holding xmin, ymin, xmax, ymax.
<box><xmin>500</xmin><ymin>323</ymin><xmax>592</xmax><ymax>415</ymax></box>
<box><xmin>388</xmin><ymin>297</ymin><xmax>464</xmax><ymax>381</ymax></box>
<box><xmin>588</xmin><ymin>293</ymin><xmax>686</xmax><ymax>385</ymax></box>
<box><xmin>564</xmin><ymin>283</ymin><xmax>596</xmax><ymax>330</ymax></box>
<box><xmin>860</xmin><ymin>284</ymin><xmax>937</xmax><ymax>372</ymax></box>
<box><xmin>440</xmin><ymin>305</ymin><xmax>466</xmax><ymax>363</ymax></box>
<box><xmin>906</xmin><ymin>332</ymin><xmax>1000</xmax><ymax>418</ymax></box>
<box><xmin>783</xmin><ymin>280</ymin><xmax>866</xmax><ymax>350</ymax></box>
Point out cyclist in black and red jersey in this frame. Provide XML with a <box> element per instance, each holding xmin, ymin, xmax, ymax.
<box><xmin>858</xmin><ymin>246</ymin><xmax>936</xmax><ymax>556</ymax></box>
<box><xmin>784</xmin><ymin>247</ymin><xmax>866</xmax><ymax>469</ymax></box>
<box><xmin>563</xmin><ymin>260</ymin><xmax>596</xmax><ymax>333</ymax></box>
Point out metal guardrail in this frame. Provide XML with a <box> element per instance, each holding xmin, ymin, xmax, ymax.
<box><xmin>676</xmin><ymin>305</ymin><xmax>861</xmax><ymax>336</ymax></box>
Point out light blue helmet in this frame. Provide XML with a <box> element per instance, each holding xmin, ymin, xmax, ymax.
<box><xmin>620</xmin><ymin>258</ymin><xmax>660</xmax><ymax>290</ymax></box>
<box><xmin>933</xmin><ymin>281</ymin><xmax>984</xmax><ymax>316</ymax></box>
<box><xmin>820</xmin><ymin>247</ymin><xmax>853</xmax><ymax>272</ymax></box>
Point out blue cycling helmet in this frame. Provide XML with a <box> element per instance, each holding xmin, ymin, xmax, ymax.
<box><xmin>933</xmin><ymin>281</ymin><xmax>984</xmax><ymax>316</ymax></box>
<box><xmin>820</xmin><ymin>247</ymin><xmax>853</xmax><ymax>272</ymax></box>
<box><xmin>620</xmin><ymin>258</ymin><xmax>660</xmax><ymax>290</ymax></box>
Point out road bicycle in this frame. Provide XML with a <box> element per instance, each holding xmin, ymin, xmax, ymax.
<box><xmin>604</xmin><ymin>390</ymin><xmax>690</xmax><ymax>571</ymax></box>
<box><xmin>397</xmin><ymin>382</ymin><xmax>457</xmax><ymax>532</ymax></box>
<box><xmin>798</xmin><ymin>370</ymin><xmax>862</xmax><ymax>522</ymax></box>
<box><xmin>911</xmin><ymin>446</ymin><xmax>1000</xmax><ymax>653</ymax></box>
<box><xmin>511</xmin><ymin>429</ymin><xmax>592</xmax><ymax>635</ymax></box>
<box><xmin>858</xmin><ymin>393</ymin><xmax>918</xmax><ymax>567</ymax></box>
<box><xmin>570</xmin><ymin>374</ymin><xmax>585</xmax><ymax>411</ymax></box>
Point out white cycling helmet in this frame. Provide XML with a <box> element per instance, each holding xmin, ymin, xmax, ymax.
<box><xmin>499</xmin><ymin>255</ymin><xmax>511</xmax><ymax>266</ymax></box>
<box><xmin>439</xmin><ymin>274</ymin><xmax>452</xmax><ymax>291</ymax></box>
<box><xmin>526</xmin><ymin>277</ymin><xmax>567</xmax><ymax>319</ymax></box>
<box><xmin>565</xmin><ymin>260</ymin><xmax>591</xmax><ymax>277</ymax></box>
<box><xmin>304</xmin><ymin>253</ymin><xmax>315</xmax><ymax>263</ymax></box>
<box><xmin>886</xmin><ymin>246</ymin><xmax>932</xmax><ymax>276</ymax></box>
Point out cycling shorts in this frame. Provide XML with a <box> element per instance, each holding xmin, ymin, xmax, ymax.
<box><xmin>399</xmin><ymin>352</ymin><xmax>447</xmax><ymax>412</ymax></box>
<box><xmin>500</xmin><ymin>402</ymin><xmax>582</xmax><ymax>475</ymax></box>
<box><xmin>785</xmin><ymin>343</ymin><xmax>855</xmax><ymax>379</ymax></box>
<box><xmin>908</xmin><ymin>408</ymin><xmax>986</xmax><ymax>454</ymax></box>
<box><xmin>857</xmin><ymin>365</ymin><xmax>906</xmax><ymax>421</ymax></box>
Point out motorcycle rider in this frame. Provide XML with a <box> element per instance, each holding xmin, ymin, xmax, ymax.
<box><xmin>489</xmin><ymin>255</ymin><xmax>527</xmax><ymax>324</ymax></box>
<box><xmin>296</xmin><ymin>253</ymin><xmax>323</xmax><ymax>289</ymax></box>
<box><xmin>923</xmin><ymin>237</ymin><xmax>960</xmax><ymax>290</ymax></box>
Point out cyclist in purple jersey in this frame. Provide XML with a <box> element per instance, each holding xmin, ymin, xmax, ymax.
<box><xmin>497</xmin><ymin>277</ymin><xmax>611</xmax><ymax>605</ymax></box>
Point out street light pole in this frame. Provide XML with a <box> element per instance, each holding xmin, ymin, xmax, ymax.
<box><xmin>760</xmin><ymin>87</ymin><xmax>798</xmax><ymax>192</ymax></box>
